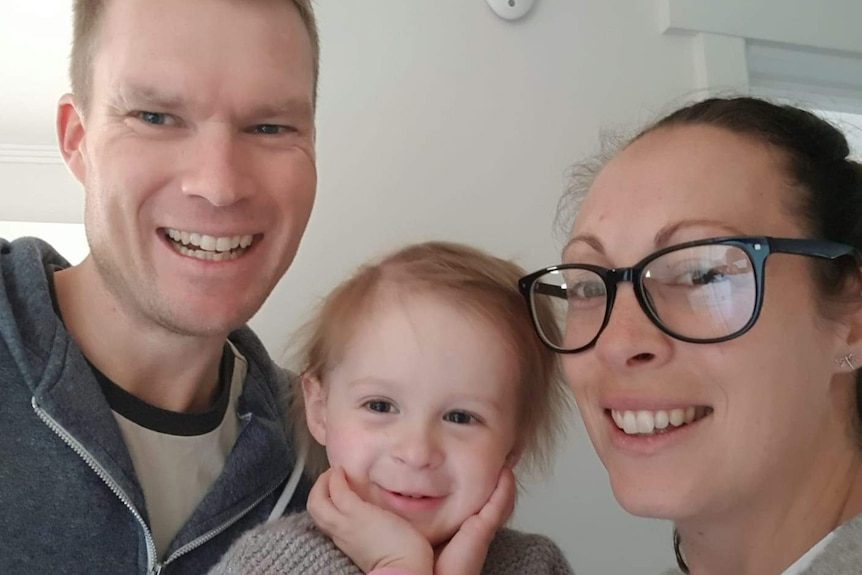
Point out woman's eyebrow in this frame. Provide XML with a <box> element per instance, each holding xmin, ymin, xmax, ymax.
<box><xmin>653</xmin><ymin>219</ymin><xmax>747</xmax><ymax>247</ymax></box>
<box><xmin>562</xmin><ymin>233</ymin><xmax>604</xmax><ymax>259</ymax></box>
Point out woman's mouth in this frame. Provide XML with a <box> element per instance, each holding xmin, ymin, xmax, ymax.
<box><xmin>608</xmin><ymin>406</ymin><xmax>713</xmax><ymax>435</ymax></box>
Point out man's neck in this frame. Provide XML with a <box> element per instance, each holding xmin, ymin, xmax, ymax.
<box><xmin>53</xmin><ymin>259</ymin><xmax>228</xmax><ymax>413</ymax></box>
<box><xmin>677</xmin><ymin>443</ymin><xmax>862</xmax><ymax>575</ymax></box>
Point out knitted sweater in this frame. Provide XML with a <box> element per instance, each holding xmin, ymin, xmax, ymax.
<box><xmin>210</xmin><ymin>511</ymin><xmax>575</xmax><ymax>575</ymax></box>
<box><xmin>660</xmin><ymin>512</ymin><xmax>862</xmax><ymax>575</ymax></box>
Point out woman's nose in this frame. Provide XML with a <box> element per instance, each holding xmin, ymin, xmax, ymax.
<box><xmin>593</xmin><ymin>285</ymin><xmax>673</xmax><ymax>370</ymax></box>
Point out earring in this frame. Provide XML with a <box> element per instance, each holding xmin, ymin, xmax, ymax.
<box><xmin>835</xmin><ymin>354</ymin><xmax>857</xmax><ymax>370</ymax></box>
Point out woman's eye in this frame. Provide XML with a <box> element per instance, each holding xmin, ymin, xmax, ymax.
<box><xmin>365</xmin><ymin>400</ymin><xmax>395</xmax><ymax>414</ymax></box>
<box><xmin>444</xmin><ymin>411</ymin><xmax>475</xmax><ymax>425</ymax></box>
<box><xmin>680</xmin><ymin>267</ymin><xmax>729</xmax><ymax>286</ymax></box>
<box><xmin>569</xmin><ymin>281</ymin><xmax>606</xmax><ymax>300</ymax></box>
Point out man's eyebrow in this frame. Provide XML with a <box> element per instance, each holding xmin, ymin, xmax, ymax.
<box><xmin>112</xmin><ymin>85</ymin><xmax>314</xmax><ymax>121</ymax></box>
<box><xmin>115</xmin><ymin>84</ymin><xmax>186</xmax><ymax>109</ymax></box>
<box><xmin>247</xmin><ymin>98</ymin><xmax>314</xmax><ymax>120</ymax></box>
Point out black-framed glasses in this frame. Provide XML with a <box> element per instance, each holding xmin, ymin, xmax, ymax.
<box><xmin>519</xmin><ymin>236</ymin><xmax>860</xmax><ymax>353</ymax></box>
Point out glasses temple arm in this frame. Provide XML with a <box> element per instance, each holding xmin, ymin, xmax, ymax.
<box><xmin>533</xmin><ymin>281</ymin><xmax>568</xmax><ymax>300</ymax></box>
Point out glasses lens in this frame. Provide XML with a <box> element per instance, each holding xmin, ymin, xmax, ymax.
<box><xmin>530</xmin><ymin>268</ymin><xmax>607</xmax><ymax>351</ymax></box>
<box><xmin>642</xmin><ymin>244</ymin><xmax>756</xmax><ymax>339</ymax></box>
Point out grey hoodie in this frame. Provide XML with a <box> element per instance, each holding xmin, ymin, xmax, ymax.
<box><xmin>0</xmin><ymin>237</ymin><xmax>307</xmax><ymax>574</ymax></box>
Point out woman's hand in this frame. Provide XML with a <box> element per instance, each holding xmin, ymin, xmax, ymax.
<box><xmin>433</xmin><ymin>467</ymin><xmax>516</xmax><ymax>575</ymax></box>
<box><xmin>308</xmin><ymin>467</ymin><xmax>435</xmax><ymax>574</ymax></box>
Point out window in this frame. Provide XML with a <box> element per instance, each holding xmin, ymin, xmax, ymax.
<box><xmin>0</xmin><ymin>220</ymin><xmax>88</xmax><ymax>265</ymax></box>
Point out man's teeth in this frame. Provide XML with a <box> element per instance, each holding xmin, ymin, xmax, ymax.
<box><xmin>610</xmin><ymin>407</ymin><xmax>708</xmax><ymax>435</ymax></box>
<box><xmin>165</xmin><ymin>229</ymin><xmax>254</xmax><ymax>261</ymax></box>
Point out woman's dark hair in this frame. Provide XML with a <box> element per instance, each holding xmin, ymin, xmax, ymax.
<box><xmin>633</xmin><ymin>96</ymin><xmax>862</xmax><ymax>573</ymax></box>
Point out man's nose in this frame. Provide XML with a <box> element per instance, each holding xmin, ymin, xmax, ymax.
<box><xmin>180</xmin><ymin>131</ymin><xmax>250</xmax><ymax>207</ymax></box>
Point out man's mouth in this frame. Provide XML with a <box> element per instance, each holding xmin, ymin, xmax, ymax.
<box><xmin>609</xmin><ymin>406</ymin><xmax>712</xmax><ymax>435</ymax></box>
<box><xmin>163</xmin><ymin>228</ymin><xmax>256</xmax><ymax>262</ymax></box>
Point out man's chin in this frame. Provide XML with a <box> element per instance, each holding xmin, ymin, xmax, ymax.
<box><xmin>153</xmin><ymin>306</ymin><xmax>253</xmax><ymax>339</ymax></box>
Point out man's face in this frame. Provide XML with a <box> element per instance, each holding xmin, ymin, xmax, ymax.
<box><xmin>62</xmin><ymin>0</ymin><xmax>317</xmax><ymax>336</ymax></box>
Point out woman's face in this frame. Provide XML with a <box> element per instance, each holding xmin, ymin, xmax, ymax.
<box><xmin>562</xmin><ymin>124</ymin><xmax>855</xmax><ymax>523</ymax></box>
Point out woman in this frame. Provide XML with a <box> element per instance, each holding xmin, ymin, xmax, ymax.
<box><xmin>519</xmin><ymin>96</ymin><xmax>862</xmax><ymax>573</ymax></box>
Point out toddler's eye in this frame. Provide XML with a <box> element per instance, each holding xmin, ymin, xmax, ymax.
<box><xmin>365</xmin><ymin>400</ymin><xmax>395</xmax><ymax>414</ymax></box>
<box><xmin>444</xmin><ymin>411</ymin><xmax>475</xmax><ymax>425</ymax></box>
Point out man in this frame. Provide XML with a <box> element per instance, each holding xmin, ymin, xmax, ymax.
<box><xmin>0</xmin><ymin>0</ymin><xmax>318</xmax><ymax>572</ymax></box>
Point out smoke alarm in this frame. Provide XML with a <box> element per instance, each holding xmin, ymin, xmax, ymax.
<box><xmin>486</xmin><ymin>0</ymin><xmax>537</xmax><ymax>21</ymax></box>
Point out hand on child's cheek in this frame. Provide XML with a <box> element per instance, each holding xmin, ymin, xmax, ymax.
<box><xmin>433</xmin><ymin>466</ymin><xmax>516</xmax><ymax>575</ymax></box>
<box><xmin>308</xmin><ymin>467</ymin><xmax>435</xmax><ymax>574</ymax></box>
<box><xmin>308</xmin><ymin>467</ymin><xmax>515</xmax><ymax>575</ymax></box>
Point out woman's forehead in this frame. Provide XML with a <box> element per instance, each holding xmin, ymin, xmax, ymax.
<box><xmin>568</xmin><ymin>125</ymin><xmax>800</xmax><ymax>254</ymax></box>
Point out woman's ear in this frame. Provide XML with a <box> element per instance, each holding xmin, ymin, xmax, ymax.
<box><xmin>834</xmin><ymin>287</ymin><xmax>862</xmax><ymax>374</ymax></box>
<box><xmin>303</xmin><ymin>374</ymin><xmax>327</xmax><ymax>446</ymax></box>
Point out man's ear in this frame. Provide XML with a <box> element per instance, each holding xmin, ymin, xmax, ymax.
<box><xmin>56</xmin><ymin>93</ymin><xmax>88</xmax><ymax>184</ymax></box>
<box><xmin>303</xmin><ymin>374</ymin><xmax>327</xmax><ymax>446</ymax></box>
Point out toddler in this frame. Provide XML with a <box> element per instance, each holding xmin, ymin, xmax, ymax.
<box><xmin>211</xmin><ymin>242</ymin><xmax>574</xmax><ymax>575</ymax></box>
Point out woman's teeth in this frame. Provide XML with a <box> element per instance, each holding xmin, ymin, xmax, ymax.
<box><xmin>610</xmin><ymin>407</ymin><xmax>711</xmax><ymax>435</ymax></box>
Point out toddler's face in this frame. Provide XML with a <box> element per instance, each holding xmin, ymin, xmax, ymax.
<box><xmin>305</xmin><ymin>293</ymin><xmax>521</xmax><ymax>545</ymax></box>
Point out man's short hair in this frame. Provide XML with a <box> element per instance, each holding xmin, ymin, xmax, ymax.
<box><xmin>70</xmin><ymin>0</ymin><xmax>320</xmax><ymax>112</ymax></box>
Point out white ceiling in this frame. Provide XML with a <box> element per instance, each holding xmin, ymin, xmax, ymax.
<box><xmin>3</xmin><ymin>1</ymin><xmax>862</xmax><ymax>173</ymax></box>
<box><xmin>0</xmin><ymin>1</ymin><xmax>74</xmax><ymax>146</ymax></box>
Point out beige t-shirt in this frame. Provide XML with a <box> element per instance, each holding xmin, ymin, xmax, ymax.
<box><xmin>111</xmin><ymin>343</ymin><xmax>247</xmax><ymax>558</ymax></box>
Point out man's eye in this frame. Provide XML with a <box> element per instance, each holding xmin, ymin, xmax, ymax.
<box><xmin>137</xmin><ymin>111</ymin><xmax>170</xmax><ymax>125</ymax></box>
<box><xmin>443</xmin><ymin>411</ymin><xmax>476</xmax><ymax>425</ymax></box>
<box><xmin>252</xmin><ymin>124</ymin><xmax>290</xmax><ymax>135</ymax></box>
<box><xmin>365</xmin><ymin>400</ymin><xmax>395</xmax><ymax>414</ymax></box>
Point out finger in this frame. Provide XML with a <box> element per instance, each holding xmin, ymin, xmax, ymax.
<box><xmin>452</xmin><ymin>468</ymin><xmax>515</xmax><ymax>551</ymax></box>
<box><xmin>308</xmin><ymin>469</ymin><xmax>345</xmax><ymax>534</ymax></box>
<box><xmin>433</xmin><ymin>470</ymin><xmax>517</xmax><ymax>575</ymax></box>
<box><xmin>307</xmin><ymin>467</ymin><xmax>333</xmax><ymax>507</ymax></box>
<box><xmin>327</xmin><ymin>466</ymin><xmax>368</xmax><ymax>515</ymax></box>
<box><xmin>478</xmin><ymin>467</ymin><xmax>516</xmax><ymax>527</ymax></box>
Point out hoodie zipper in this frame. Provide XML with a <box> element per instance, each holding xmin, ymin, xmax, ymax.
<box><xmin>32</xmin><ymin>397</ymin><xmax>162</xmax><ymax>574</ymax></box>
<box><xmin>32</xmin><ymin>397</ymin><xmax>285</xmax><ymax>573</ymax></box>
<box><xmin>163</xmin><ymin>489</ymin><xmax>277</xmax><ymax>564</ymax></box>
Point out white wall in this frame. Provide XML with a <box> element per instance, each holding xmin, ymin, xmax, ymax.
<box><xmin>12</xmin><ymin>0</ymin><xmax>840</xmax><ymax>573</ymax></box>
<box><xmin>272</xmin><ymin>4</ymin><xmax>697</xmax><ymax>573</ymax></box>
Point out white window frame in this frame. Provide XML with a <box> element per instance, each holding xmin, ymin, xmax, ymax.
<box><xmin>661</xmin><ymin>0</ymin><xmax>862</xmax><ymax>114</ymax></box>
